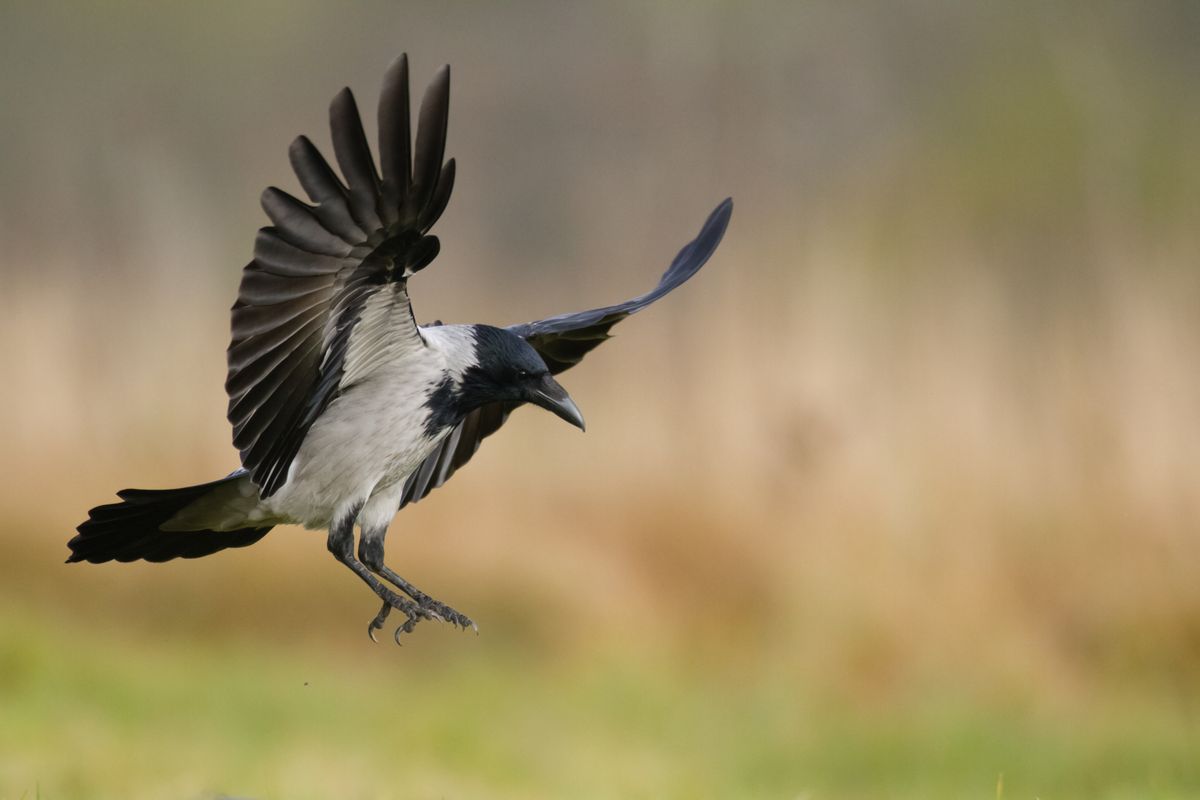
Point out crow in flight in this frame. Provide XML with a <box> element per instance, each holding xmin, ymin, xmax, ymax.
<box><xmin>69</xmin><ymin>54</ymin><xmax>732</xmax><ymax>642</ymax></box>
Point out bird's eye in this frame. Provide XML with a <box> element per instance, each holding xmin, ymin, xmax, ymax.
<box><xmin>516</xmin><ymin>369</ymin><xmax>531</xmax><ymax>380</ymax></box>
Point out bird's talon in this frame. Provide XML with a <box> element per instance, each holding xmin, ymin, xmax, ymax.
<box><xmin>417</xmin><ymin>599</ymin><xmax>473</xmax><ymax>631</ymax></box>
<box><xmin>367</xmin><ymin>602</ymin><xmax>392</xmax><ymax>643</ymax></box>
<box><xmin>393</xmin><ymin>616</ymin><xmax>419</xmax><ymax>645</ymax></box>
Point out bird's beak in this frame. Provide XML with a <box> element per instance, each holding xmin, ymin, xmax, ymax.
<box><xmin>529</xmin><ymin>375</ymin><xmax>586</xmax><ymax>432</ymax></box>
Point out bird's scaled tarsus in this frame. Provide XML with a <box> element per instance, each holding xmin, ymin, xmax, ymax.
<box><xmin>326</xmin><ymin>511</ymin><xmax>437</xmax><ymax>643</ymax></box>
<box><xmin>359</xmin><ymin>527</ymin><xmax>478</xmax><ymax>639</ymax></box>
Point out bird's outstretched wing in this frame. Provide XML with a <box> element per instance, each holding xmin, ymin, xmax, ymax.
<box><xmin>399</xmin><ymin>198</ymin><xmax>733</xmax><ymax>507</ymax></box>
<box><xmin>227</xmin><ymin>55</ymin><xmax>454</xmax><ymax>497</ymax></box>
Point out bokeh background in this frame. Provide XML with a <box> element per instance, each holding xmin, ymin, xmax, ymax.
<box><xmin>2</xmin><ymin>2</ymin><xmax>1198</xmax><ymax>798</ymax></box>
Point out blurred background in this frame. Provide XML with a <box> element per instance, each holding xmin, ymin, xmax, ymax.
<box><xmin>1</xmin><ymin>1</ymin><xmax>1198</xmax><ymax>798</ymax></box>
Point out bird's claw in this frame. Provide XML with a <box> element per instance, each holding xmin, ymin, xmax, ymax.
<box><xmin>366</xmin><ymin>592</ymin><xmax>477</xmax><ymax>643</ymax></box>
<box><xmin>367</xmin><ymin>602</ymin><xmax>392</xmax><ymax>642</ymax></box>
<box><xmin>393</xmin><ymin>614</ymin><xmax>420</xmax><ymax>645</ymax></box>
<box><xmin>418</xmin><ymin>597</ymin><xmax>475</xmax><ymax>632</ymax></box>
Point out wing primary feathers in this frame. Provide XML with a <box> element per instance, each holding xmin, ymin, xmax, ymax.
<box><xmin>511</xmin><ymin>198</ymin><xmax>732</xmax><ymax>339</ymax></box>
<box><xmin>504</xmin><ymin>198</ymin><xmax>732</xmax><ymax>375</ymax></box>
<box><xmin>329</xmin><ymin>88</ymin><xmax>384</xmax><ymax>233</ymax></box>
<box><xmin>287</xmin><ymin>135</ymin><xmax>366</xmax><ymax>243</ymax></box>
<box><xmin>418</xmin><ymin>159</ymin><xmax>456</xmax><ymax>232</ymax></box>
<box><xmin>378</xmin><ymin>53</ymin><xmax>412</xmax><ymax>224</ymax></box>
<box><xmin>260</xmin><ymin>188</ymin><xmax>355</xmax><ymax>257</ymax></box>
<box><xmin>404</xmin><ymin>65</ymin><xmax>450</xmax><ymax>228</ymax></box>
<box><xmin>253</xmin><ymin>229</ymin><xmax>346</xmax><ymax>278</ymax></box>
<box><xmin>654</xmin><ymin>197</ymin><xmax>733</xmax><ymax>292</ymax></box>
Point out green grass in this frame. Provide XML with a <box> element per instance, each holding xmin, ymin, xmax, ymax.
<box><xmin>1</xmin><ymin>609</ymin><xmax>1197</xmax><ymax>800</ymax></box>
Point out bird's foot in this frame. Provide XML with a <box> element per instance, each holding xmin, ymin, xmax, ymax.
<box><xmin>366</xmin><ymin>589</ymin><xmax>438</xmax><ymax>644</ymax></box>
<box><xmin>367</xmin><ymin>592</ymin><xmax>477</xmax><ymax>644</ymax></box>
<box><xmin>376</xmin><ymin>568</ymin><xmax>479</xmax><ymax>634</ymax></box>
<box><xmin>415</xmin><ymin>595</ymin><xmax>477</xmax><ymax>633</ymax></box>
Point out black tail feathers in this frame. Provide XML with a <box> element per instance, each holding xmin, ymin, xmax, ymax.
<box><xmin>68</xmin><ymin>475</ymin><xmax>272</xmax><ymax>564</ymax></box>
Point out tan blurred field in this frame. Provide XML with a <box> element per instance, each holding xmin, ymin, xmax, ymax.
<box><xmin>1</xmin><ymin>2</ymin><xmax>1198</xmax><ymax>798</ymax></box>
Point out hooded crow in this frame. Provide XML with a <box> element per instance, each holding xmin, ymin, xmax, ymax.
<box><xmin>68</xmin><ymin>54</ymin><xmax>732</xmax><ymax>642</ymax></box>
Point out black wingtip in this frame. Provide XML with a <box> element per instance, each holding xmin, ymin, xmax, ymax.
<box><xmin>654</xmin><ymin>197</ymin><xmax>733</xmax><ymax>286</ymax></box>
<box><xmin>379</xmin><ymin>53</ymin><xmax>413</xmax><ymax>207</ymax></box>
<box><xmin>712</xmin><ymin>197</ymin><xmax>734</xmax><ymax>229</ymax></box>
<box><xmin>405</xmin><ymin>62</ymin><xmax>452</xmax><ymax>228</ymax></box>
<box><xmin>330</xmin><ymin>86</ymin><xmax>356</xmax><ymax>117</ymax></box>
<box><xmin>385</xmin><ymin>52</ymin><xmax>409</xmax><ymax>75</ymax></box>
<box><xmin>692</xmin><ymin>196</ymin><xmax>734</xmax><ymax>254</ymax></box>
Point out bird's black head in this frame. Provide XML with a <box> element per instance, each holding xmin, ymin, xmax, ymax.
<box><xmin>455</xmin><ymin>325</ymin><xmax>585</xmax><ymax>430</ymax></box>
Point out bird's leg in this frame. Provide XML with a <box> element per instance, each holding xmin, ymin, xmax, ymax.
<box><xmin>326</xmin><ymin>511</ymin><xmax>436</xmax><ymax>642</ymax></box>
<box><xmin>359</xmin><ymin>525</ymin><xmax>477</xmax><ymax>633</ymax></box>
